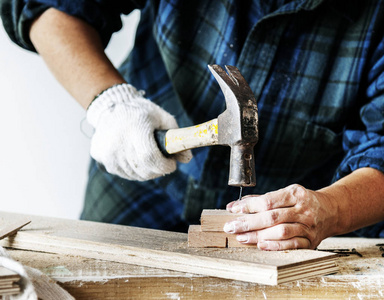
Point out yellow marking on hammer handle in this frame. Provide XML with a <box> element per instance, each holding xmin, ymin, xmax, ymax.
<box><xmin>165</xmin><ymin>118</ymin><xmax>219</xmax><ymax>154</ymax></box>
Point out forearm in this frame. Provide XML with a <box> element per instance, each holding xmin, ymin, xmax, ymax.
<box><xmin>29</xmin><ymin>8</ymin><xmax>126</xmax><ymax>109</ymax></box>
<box><xmin>318</xmin><ymin>167</ymin><xmax>384</xmax><ymax>236</ymax></box>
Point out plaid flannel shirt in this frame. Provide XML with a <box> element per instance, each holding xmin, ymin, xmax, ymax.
<box><xmin>2</xmin><ymin>0</ymin><xmax>384</xmax><ymax>235</ymax></box>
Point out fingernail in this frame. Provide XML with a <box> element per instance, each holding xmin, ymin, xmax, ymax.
<box><xmin>223</xmin><ymin>222</ymin><xmax>235</xmax><ymax>233</ymax></box>
<box><xmin>258</xmin><ymin>241</ymin><xmax>277</xmax><ymax>250</ymax></box>
<box><xmin>226</xmin><ymin>201</ymin><xmax>234</xmax><ymax>211</ymax></box>
<box><xmin>236</xmin><ymin>234</ymin><xmax>248</xmax><ymax>243</ymax></box>
<box><xmin>223</xmin><ymin>220</ymin><xmax>247</xmax><ymax>233</ymax></box>
<box><xmin>258</xmin><ymin>241</ymin><xmax>268</xmax><ymax>250</ymax></box>
<box><xmin>230</xmin><ymin>203</ymin><xmax>243</xmax><ymax>214</ymax></box>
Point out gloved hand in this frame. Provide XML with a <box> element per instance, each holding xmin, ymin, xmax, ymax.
<box><xmin>86</xmin><ymin>83</ymin><xmax>192</xmax><ymax>181</ymax></box>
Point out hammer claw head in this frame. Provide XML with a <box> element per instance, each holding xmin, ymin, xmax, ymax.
<box><xmin>208</xmin><ymin>64</ymin><xmax>259</xmax><ymax>187</ymax></box>
<box><xmin>224</xmin><ymin>65</ymin><xmax>241</xmax><ymax>86</ymax></box>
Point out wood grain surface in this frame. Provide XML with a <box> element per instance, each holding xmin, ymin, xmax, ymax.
<box><xmin>188</xmin><ymin>225</ymin><xmax>257</xmax><ymax>248</ymax></box>
<box><xmin>6</xmin><ymin>237</ymin><xmax>384</xmax><ymax>300</ymax></box>
<box><xmin>201</xmin><ymin>209</ymin><xmax>244</xmax><ymax>231</ymax></box>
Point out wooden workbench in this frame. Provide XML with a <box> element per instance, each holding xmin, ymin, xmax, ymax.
<box><xmin>2</xmin><ymin>216</ymin><xmax>384</xmax><ymax>299</ymax></box>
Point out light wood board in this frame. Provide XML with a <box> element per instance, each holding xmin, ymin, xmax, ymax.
<box><xmin>191</xmin><ymin>210</ymin><xmax>260</xmax><ymax>248</ymax></box>
<box><xmin>188</xmin><ymin>225</ymin><xmax>256</xmax><ymax>248</ymax></box>
<box><xmin>201</xmin><ymin>209</ymin><xmax>244</xmax><ymax>231</ymax></box>
<box><xmin>6</xmin><ymin>237</ymin><xmax>384</xmax><ymax>300</ymax></box>
<box><xmin>0</xmin><ymin>219</ymin><xmax>31</xmax><ymax>240</ymax></box>
<box><xmin>0</xmin><ymin>211</ymin><xmax>338</xmax><ymax>285</ymax></box>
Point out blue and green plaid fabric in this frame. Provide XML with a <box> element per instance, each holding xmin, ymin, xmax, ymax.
<box><xmin>2</xmin><ymin>0</ymin><xmax>384</xmax><ymax>235</ymax></box>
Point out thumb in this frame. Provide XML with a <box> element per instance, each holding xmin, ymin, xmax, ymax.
<box><xmin>174</xmin><ymin>149</ymin><xmax>193</xmax><ymax>163</ymax></box>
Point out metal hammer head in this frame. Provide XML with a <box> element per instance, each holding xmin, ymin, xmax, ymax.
<box><xmin>208</xmin><ymin>65</ymin><xmax>258</xmax><ymax>187</ymax></box>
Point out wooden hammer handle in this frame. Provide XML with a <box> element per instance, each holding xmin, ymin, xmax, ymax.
<box><xmin>155</xmin><ymin>118</ymin><xmax>219</xmax><ymax>156</ymax></box>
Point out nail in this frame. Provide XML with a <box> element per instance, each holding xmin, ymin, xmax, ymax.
<box><xmin>258</xmin><ymin>241</ymin><xmax>268</xmax><ymax>250</ymax></box>
<box><xmin>223</xmin><ymin>222</ymin><xmax>235</xmax><ymax>233</ymax></box>
<box><xmin>223</xmin><ymin>220</ymin><xmax>247</xmax><ymax>233</ymax></box>
<box><xmin>236</xmin><ymin>234</ymin><xmax>248</xmax><ymax>243</ymax></box>
<box><xmin>226</xmin><ymin>201</ymin><xmax>235</xmax><ymax>211</ymax></box>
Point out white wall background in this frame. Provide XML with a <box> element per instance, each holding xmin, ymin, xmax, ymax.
<box><xmin>0</xmin><ymin>11</ymin><xmax>140</xmax><ymax>219</ymax></box>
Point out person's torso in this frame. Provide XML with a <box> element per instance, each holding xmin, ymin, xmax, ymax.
<box><xmin>119</xmin><ymin>0</ymin><xmax>382</xmax><ymax>194</ymax></box>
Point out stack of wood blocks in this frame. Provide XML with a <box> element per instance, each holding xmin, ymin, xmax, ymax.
<box><xmin>188</xmin><ymin>209</ymin><xmax>257</xmax><ymax>248</ymax></box>
<box><xmin>0</xmin><ymin>267</ymin><xmax>20</xmax><ymax>296</ymax></box>
<box><xmin>0</xmin><ymin>219</ymin><xmax>30</xmax><ymax>297</ymax></box>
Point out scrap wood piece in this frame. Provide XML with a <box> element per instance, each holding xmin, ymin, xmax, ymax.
<box><xmin>0</xmin><ymin>219</ymin><xmax>31</xmax><ymax>240</ymax></box>
<box><xmin>188</xmin><ymin>225</ymin><xmax>257</xmax><ymax>248</ymax></box>
<box><xmin>194</xmin><ymin>210</ymin><xmax>257</xmax><ymax>248</ymax></box>
<box><xmin>0</xmin><ymin>266</ymin><xmax>20</xmax><ymax>281</ymax></box>
<box><xmin>0</xmin><ymin>211</ymin><xmax>338</xmax><ymax>286</ymax></box>
<box><xmin>0</xmin><ymin>266</ymin><xmax>21</xmax><ymax>296</ymax></box>
<box><xmin>200</xmin><ymin>209</ymin><xmax>244</xmax><ymax>231</ymax></box>
<box><xmin>0</xmin><ymin>286</ymin><xmax>20</xmax><ymax>296</ymax></box>
<box><xmin>0</xmin><ymin>218</ymin><xmax>28</xmax><ymax>296</ymax></box>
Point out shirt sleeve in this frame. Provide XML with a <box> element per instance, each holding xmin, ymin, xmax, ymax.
<box><xmin>333</xmin><ymin>34</ymin><xmax>384</xmax><ymax>181</ymax></box>
<box><xmin>0</xmin><ymin>0</ymin><xmax>145</xmax><ymax>52</ymax></box>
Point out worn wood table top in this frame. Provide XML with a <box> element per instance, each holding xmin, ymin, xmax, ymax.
<box><xmin>4</xmin><ymin>235</ymin><xmax>383</xmax><ymax>299</ymax></box>
<box><xmin>1</xmin><ymin>211</ymin><xmax>383</xmax><ymax>299</ymax></box>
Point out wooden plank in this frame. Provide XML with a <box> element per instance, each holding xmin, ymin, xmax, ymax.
<box><xmin>0</xmin><ymin>286</ymin><xmax>20</xmax><ymax>296</ymax></box>
<box><xmin>0</xmin><ymin>282</ymin><xmax>18</xmax><ymax>288</ymax></box>
<box><xmin>0</xmin><ymin>219</ymin><xmax>31</xmax><ymax>240</ymax></box>
<box><xmin>0</xmin><ymin>211</ymin><xmax>337</xmax><ymax>286</ymax></box>
<box><xmin>200</xmin><ymin>209</ymin><xmax>243</xmax><ymax>231</ymax></box>
<box><xmin>0</xmin><ymin>267</ymin><xmax>19</xmax><ymax>280</ymax></box>
<box><xmin>6</xmin><ymin>238</ymin><xmax>384</xmax><ymax>300</ymax></box>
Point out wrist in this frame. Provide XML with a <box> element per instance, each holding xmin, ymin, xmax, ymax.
<box><xmin>87</xmin><ymin>83</ymin><xmax>126</xmax><ymax>110</ymax></box>
<box><xmin>87</xmin><ymin>83</ymin><xmax>144</xmax><ymax>127</ymax></box>
<box><xmin>317</xmin><ymin>182</ymin><xmax>354</xmax><ymax>237</ymax></box>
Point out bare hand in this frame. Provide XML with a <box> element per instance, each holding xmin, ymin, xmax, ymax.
<box><xmin>224</xmin><ymin>184</ymin><xmax>338</xmax><ymax>250</ymax></box>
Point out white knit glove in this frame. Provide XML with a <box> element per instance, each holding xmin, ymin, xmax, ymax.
<box><xmin>86</xmin><ymin>83</ymin><xmax>192</xmax><ymax>181</ymax></box>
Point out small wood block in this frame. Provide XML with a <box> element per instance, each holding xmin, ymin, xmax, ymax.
<box><xmin>188</xmin><ymin>226</ymin><xmax>258</xmax><ymax>248</ymax></box>
<box><xmin>188</xmin><ymin>225</ymin><xmax>227</xmax><ymax>248</ymax></box>
<box><xmin>200</xmin><ymin>209</ymin><xmax>244</xmax><ymax>232</ymax></box>
<box><xmin>0</xmin><ymin>267</ymin><xmax>19</xmax><ymax>280</ymax></box>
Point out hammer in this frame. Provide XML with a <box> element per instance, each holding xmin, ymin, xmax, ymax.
<box><xmin>155</xmin><ymin>65</ymin><xmax>258</xmax><ymax>187</ymax></box>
